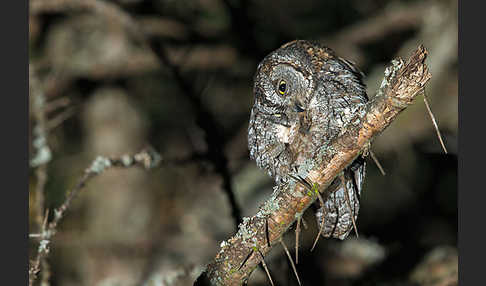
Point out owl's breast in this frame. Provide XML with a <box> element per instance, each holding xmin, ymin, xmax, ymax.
<box><xmin>274</xmin><ymin>124</ymin><xmax>291</xmax><ymax>144</ymax></box>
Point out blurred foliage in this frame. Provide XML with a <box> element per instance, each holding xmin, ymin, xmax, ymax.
<box><xmin>29</xmin><ymin>0</ymin><xmax>457</xmax><ymax>285</ymax></box>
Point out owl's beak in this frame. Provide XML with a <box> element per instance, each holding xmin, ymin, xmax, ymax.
<box><xmin>294</xmin><ymin>101</ymin><xmax>305</xmax><ymax>113</ymax></box>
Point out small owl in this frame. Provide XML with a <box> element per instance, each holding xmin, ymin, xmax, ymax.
<box><xmin>248</xmin><ymin>40</ymin><xmax>367</xmax><ymax>239</ymax></box>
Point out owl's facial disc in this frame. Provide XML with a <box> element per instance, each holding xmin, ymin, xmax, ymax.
<box><xmin>294</xmin><ymin>102</ymin><xmax>305</xmax><ymax>113</ymax></box>
<box><xmin>269</xmin><ymin>64</ymin><xmax>311</xmax><ymax>113</ymax></box>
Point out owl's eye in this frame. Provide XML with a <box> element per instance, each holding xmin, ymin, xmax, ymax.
<box><xmin>277</xmin><ymin>80</ymin><xmax>287</xmax><ymax>95</ymax></box>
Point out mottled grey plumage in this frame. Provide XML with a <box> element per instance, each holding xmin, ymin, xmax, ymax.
<box><xmin>248</xmin><ymin>40</ymin><xmax>367</xmax><ymax>240</ymax></box>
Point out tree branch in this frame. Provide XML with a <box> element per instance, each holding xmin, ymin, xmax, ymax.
<box><xmin>28</xmin><ymin>148</ymin><xmax>161</xmax><ymax>286</ymax></box>
<box><xmin>195</xmin><ymin>45</ymin><xmax>431</xmax><ymax>285</ymax></box>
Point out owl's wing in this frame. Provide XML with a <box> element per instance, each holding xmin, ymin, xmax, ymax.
<box><xmin>315</xmin><ymin>156</ymin><xmax>366</xmax><ymax>240</ymax></box>
<box><xmin>337</xmin><ymin>57</ymin><xmax>365</xmax><ymax>79</ymax></box>
<box><xmin>335</xmin><ymin>56</ymin><xmax>368</xmax><ymax>101</ymax></box>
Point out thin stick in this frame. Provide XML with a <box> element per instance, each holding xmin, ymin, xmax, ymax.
<box><xmin>311</xmin><ymin>211</ymin><xmax>325</xmax><ymax>252</ymax></box>
<box><xmin>238</xmin><ymin>250</ymin><xmax>254</xmax><ymax>271</ymax></box>
<box><xmin>45</xmin><ymin>96</ymin><xmax>71</xmax><ymax>114</ymax></box>
<box><xmin>311</xmin><ymin>185</ymin><xmax>326</xmax><ymax>251</ymax></box>
<box><xmin>423</xmin><ymin>95</ymin><xmax>448</xmax><ymax>154</ymax></box>
<box><xmin>46</xmin><ymin>107</ymin><xmax>77</xmax><ymax>131</ymax></box>
<box><xmin>341</xmin><ymin>174</ymin><xmax>359</xmax><ymax>237</ymax></box>
<box><xmin>29</xmin><ymin>209</ymin><xmax>49</xmax><ymax>286</ymax></box>
<box><xmin>258</xmin><ymin>250</ymin><xmax>275</xmax><ymax>286</ymax></box>
<box><xmin>369</xmin><ymin>150</ymin><xmax>386</xmax><ymax>176</ymax></box>
<box><xmin>280</xmin><ymin>238</ymin><xmax>301</xmax><ymax>286</ymax></box>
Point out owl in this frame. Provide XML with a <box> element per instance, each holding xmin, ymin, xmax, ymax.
<box><xmin>248</xmin><ymin>40</ymin><xmax>368</xmax><ymax>240</ymax></box>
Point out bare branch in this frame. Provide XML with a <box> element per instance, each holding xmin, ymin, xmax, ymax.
<box><xmin>198</xmin><ymin>45</ymin><xmax>431</xmax><ymax>285</ymax></box>
<box><xmin>28</xmin><ymin>148</ymin><xmax>161</xmax><ymax>286</ymax></box>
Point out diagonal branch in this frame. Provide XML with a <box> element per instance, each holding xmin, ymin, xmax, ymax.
<box><xmin>195</xmin><ymin>45</ymin><xmax>431</xmax><ymax>285</ymax></box>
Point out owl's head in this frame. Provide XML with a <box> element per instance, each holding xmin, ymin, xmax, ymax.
<box><xmin>252</xmin><ymin>41</ymin><xmax>317</xmax><ymax>119</ymax></box>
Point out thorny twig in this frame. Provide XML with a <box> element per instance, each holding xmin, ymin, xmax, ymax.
<box><xmin>196</xmin><ymin>45</ymin><xmax>432</xmax><ymax>285</ymax></box>
<box><xmin>28</xmin><ymin>148</ymin><xmax>161</xmax><ymax>286</ymax></box>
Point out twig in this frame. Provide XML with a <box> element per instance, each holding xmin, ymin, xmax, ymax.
<box><xmin>28</xmin><ymin>148</ymin><xmax>161</xmax><ymax>286</ymax></box>
<box><xmin>30</xmin><ymin>64</ymin><xmax>52</xmax><ymax>286</ymax></box>
<box><xmin>257</xmin><ymin>250</ymin><xmax>274</xmax><ymax>286</ymax></box>
<box><xmin>29</xmin><ymin>210</ymin><xmax>50</xmax><ymax>286</ymax></box>
<box><xmin>310</xmin><ymin>211</ymin><xmax>325</xmax><ymax>252</ymax></box>
<box><xmin>423</xmin><ymin>94</ymin><xmax>448</xmax><ymax>154</ymax></box>
<box><xmin>369</xmin><ymin>150</ymin><xmax>386</xmax><ymax>176</ymax></box>
<box><xmin>341</xmin><ymin>174</ymin><xmax>359</xmax><ymax>238</ymax></box>
<box><xmin>45</xmin><ymin>96</ymin><xmax>71</xmax><ymax>114</ymax></box>
<box><xmin>46</xmin><ymin>106</ymin><xmax>77</xmax><ymax>131</ymax></box>
<box><xmin>280</xmin><ymin>238</ymin><xmax>301</xmax><ymax>286</ymax></box>
<box><xmin>197</xmin><ymin>45</ymin><xmax>431</xmax><ymax>285</ymax></box>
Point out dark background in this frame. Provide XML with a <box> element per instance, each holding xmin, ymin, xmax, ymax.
<box><xmin>29</xmin><ymin>0</ymin><xmax>457</xmax><ymax>285</ymax></box>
